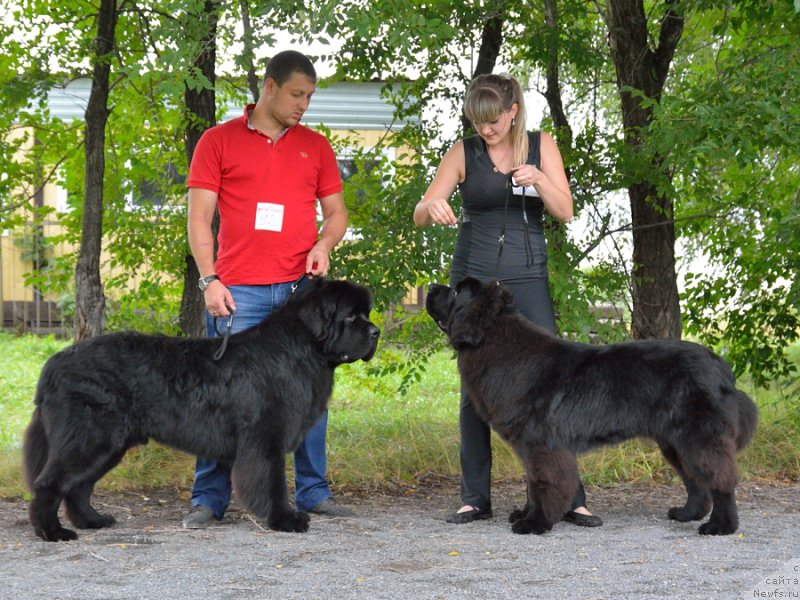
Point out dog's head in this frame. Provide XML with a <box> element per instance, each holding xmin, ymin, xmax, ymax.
<box><xmin>426</xmin><ymin>277</ymin><xmax>513</xmax><ymax>349</ymax></box>
<box><xmin>295</xmin><ymin>278</ymin><xmax>380</xmax><ymax>365</ymax></box>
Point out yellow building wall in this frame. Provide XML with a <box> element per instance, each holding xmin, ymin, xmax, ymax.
<box><xmin>1</xmin><ymin>159</ymin><xmax>71</xmax><ymax>304</ymax></box>
<box><xmin>0</xmin><ymin>232</ymin><xmax>29</xmax><ymax>303</ymax></box>
<box><xmin>2</xmin><ymin>126</ymin><xmax>43</xmax><ymax>303</ymax></box>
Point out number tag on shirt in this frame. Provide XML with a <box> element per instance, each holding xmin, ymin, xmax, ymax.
<box><xmin>255</xmin><ymin>202</ymin><xmax>284</xmax><ymax>232</ymax></box>
<box><xmin>512</xmin><ymin>185</ymin><xmax>540</xmax><ymax>197</ymax></box>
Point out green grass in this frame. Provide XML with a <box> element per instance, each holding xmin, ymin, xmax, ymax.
<box><xmin>1</xmin><ymin>332</ymin><xmax>798</xmax><ymax>500</ymax></box>
<box><xmin>0</xmin><ymin>333</ymin><xmax>67</xmax><ymax>450</ymax></box>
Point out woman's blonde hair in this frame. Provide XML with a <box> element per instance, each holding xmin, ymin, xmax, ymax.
<box><xmin>463</xmin><ymin>73</ymin><xmax>528</xmax><ymax>168</ymax></box>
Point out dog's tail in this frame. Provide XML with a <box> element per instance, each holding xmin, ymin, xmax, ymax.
<box><xmin>734</xmin><ymin>389</ymin><xmax>759</xmax><ymax>452</ymax></box>
<box><xmin>23</xmin><ymin>407</ymin><xmax>49</xmax><ymax>492</ymax></box>
<box><xmin>714</xmin><ymin>351</ymin><xmax>759</xmax><ymax>451</ymax></box>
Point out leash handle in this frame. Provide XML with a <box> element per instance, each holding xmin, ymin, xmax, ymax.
<box><xmin>212</xmin><ymin>303</ymin><xmax>235</xmax><ymax>361</ymax></box>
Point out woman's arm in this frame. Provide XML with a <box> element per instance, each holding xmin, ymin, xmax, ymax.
<box><xmin>413</xmin><ymin>141</ymin><xmax>465</xmax><ymax>227</ymax></box>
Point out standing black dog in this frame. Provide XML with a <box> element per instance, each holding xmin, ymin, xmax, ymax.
<box><xmin>426</xmin><ymin>277</ymin><xmax>758</xmax><ymax>536</ymax></box>
<box><xmin>23</xmin><ymin>278</ymin><xmax>380</xmax><ymax>541</ymax></box>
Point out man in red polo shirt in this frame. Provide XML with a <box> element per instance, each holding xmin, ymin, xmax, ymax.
<box><xmin>184</xmin><ymin>50</ymin><xmax>352</xmax><ymax>528</ymax></box>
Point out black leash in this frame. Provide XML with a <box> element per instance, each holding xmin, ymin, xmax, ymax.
<box><xmin>290</xmin><ymin>273</ymin><xmax>307</xmax><ymax>295</ymax></box>
<box><xmin>521</xmin><ymin>186</ymin><xmax>533</xmax><ymax>268</ymax></box>
<box><xmin>211</xmin><ymin>273</ymin><xmax>308</xmax><ymax>362</ymax></box>
<box><xmin>494</xmin><ymin>175</ymin><xmax>511</xmax><ymax>276</ymax></box>
<box><xmin>212</xmin><ymin>303</ymin><xmax>235</xmax><ymax>361</ymax></box>
<box><xmin>494</xmin><ymin>175</ymin><xmax>534</xmax><ymax>276</ymax></box>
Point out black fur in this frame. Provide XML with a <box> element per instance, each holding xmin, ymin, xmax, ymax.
<box><xmin>23</xmin><ymin>278</ymin><xmax>380</xmax><ymax>541</ymax></box>
<box><xmin>426</xmin><ymin>277</ymin><xmax>758</xmax><ymax>536</ymax></box>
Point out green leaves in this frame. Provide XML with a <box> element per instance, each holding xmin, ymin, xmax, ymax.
<box><xmin>653</xmin><ymin>2</ymin><xmax>800</xmax><ymax>384</ymax></box>
<box><xmin>2</xmin><ymin>0</ymin><xmax>798</xmax><ymax>388</ymax></box>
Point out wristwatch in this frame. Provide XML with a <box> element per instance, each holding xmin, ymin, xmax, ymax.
<box><xmin>198</xmin><ymin>274</ymin><xmax>220</xmax><ymax>291</ymax></box>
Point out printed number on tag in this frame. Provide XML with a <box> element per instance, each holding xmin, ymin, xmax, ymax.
<box><xmin>255</xmin><ymin>202</ymin><xmax>284</xmax><ymax>232</ymax></box>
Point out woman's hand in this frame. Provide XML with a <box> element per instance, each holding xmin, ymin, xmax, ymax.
<box><xmin>414</xmin><ymin>141</ymin><xmax>464</xmax><ymax>227</ymax></box>
<box><xmin>510</xmin><ymin>133</ymin><xmax>573</xmax><ymax>223</ymax></box>
<box><xmin>510</xmin><ymin>164</ymin><xmax>544</xmax><ymax>188</ymax></box>
<box><xmin>418</xmin><ymin>197</ymin><xmax>458</xmax><ymax>226</ymax></box>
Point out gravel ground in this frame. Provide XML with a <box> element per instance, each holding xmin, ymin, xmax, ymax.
<box><xmin>1</xmin><ymin>480</ymin><xmax>798</xmax><ymax>600</ymax></box>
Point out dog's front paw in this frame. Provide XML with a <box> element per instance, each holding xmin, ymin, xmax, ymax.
<box><xmin>72</xmin><ymin>513</ymin><xmax>116</xmax><ymax>530</ymax></box>
<box><xmin>668</xmin><ymin>506</ymin><xmax>707</xmax><ymax>522</ymax></box>
<box><xmin>511</xmin><ymin>518</ymin><xmax>552</xmax><ymax>535</ymax></box>
<box><xmin>508</xmin><ymin>508</ymin><xmax>525</xmax><ymax>523</ymax></box>
<box><xmin>268</xmin><ymin>510</ymin><xmax>310</xmax><ymax>533</ymax></box>
<box><xmin>698</xmin><ymin>519</ymin><xmax>737</xmax><ymax>536</ymax></box>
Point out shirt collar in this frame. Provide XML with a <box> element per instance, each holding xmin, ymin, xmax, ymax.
<box><xmin>243</xmin><ymin>104</ymin><xmax>290</xmax><ymax>141</ymax></box>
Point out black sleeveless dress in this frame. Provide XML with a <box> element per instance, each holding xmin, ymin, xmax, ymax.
<box><xmin>450</xmin><ymin>131</ymin><xmax>548</xmax><ymax>286</ymax></box>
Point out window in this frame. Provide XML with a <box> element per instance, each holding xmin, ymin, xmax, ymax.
<box><xmin>336</xmin><ymin>147</ymin><xmax>395</xmax><ymax>198</ymax></box>
<box><xmin>55</xmin><ymin>183</ymin><xmax>69</xmax><ymax>214</ymax></box>
<box><xmin>128</xmin><ymin>162</ymin><xmax>185</xmax><ymax>210</ymax></box>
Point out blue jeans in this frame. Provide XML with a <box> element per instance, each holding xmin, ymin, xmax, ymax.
<box><xmin>191</xmin><ymin>280</ymin><xmax>332</xmax><ymax>517</ymax></box>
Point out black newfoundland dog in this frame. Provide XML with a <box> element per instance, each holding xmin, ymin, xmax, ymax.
<box><xmin>24</xmin><ymin>278</ymin><xmax>380</xmax><ymax>541</ymax></box>
<box><xmin>426</xmin><ymin>277</ymin><xmax>758</xmax><ymax>536</ymax></box>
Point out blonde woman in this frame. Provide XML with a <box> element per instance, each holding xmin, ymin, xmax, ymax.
<box><xmin>414</xmin><ymin>73</ymin><xmax>601</xmax><ymax>527</ymax></box>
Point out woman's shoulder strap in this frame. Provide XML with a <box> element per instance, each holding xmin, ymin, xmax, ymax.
<box><xmin>463</xmin><ymin>134</ymin><xmax>483</xmax><ymax>155</ymax></box>
<box><xmin>527</xmin><ymin>130</ymin><xmax>542</xmax><ymax>167</ymax></box>
<box><xmin>462</xmin><ymin>134</ymin><xmax>484</xmax><ymax>169</ymax></box>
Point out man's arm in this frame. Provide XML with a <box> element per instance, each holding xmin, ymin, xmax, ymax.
<box><xmin>187</xmin><ymin>187</ymin><xmax>235</xmax><ymax>314</ymax></box>
<box><xmin>307</xmin><ymin>192</ymin><xmax>347</xmax><ymax>276</ymax></box>
<box><xmin>187</xmin><ymin>187</ymin><xmax>218</xmax><ymax>278</ymax></box>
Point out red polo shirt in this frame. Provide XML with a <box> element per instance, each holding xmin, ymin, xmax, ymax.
<box><xmin>187</xmin><ymin>105</ymin><xmax>343</xmax><ymax>284</ymax></box>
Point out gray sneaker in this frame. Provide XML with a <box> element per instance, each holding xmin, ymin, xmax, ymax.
<box><xmin>181</xmin><ymin>505</ymin><xmax>217</xmax><ymax>529</ymax></box>
<box><xmin>307</xmin><ymin>498</ymin><xmax>355</xmax><ymax>517</ymax></box>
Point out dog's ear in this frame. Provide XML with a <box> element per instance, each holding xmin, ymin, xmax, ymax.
<box><xmin>295</xmin><ymin>278</ymin><xmax>331</xmax><ymax>340</ymax></box>
<box><xmin>486</xmin><ymin>278</ymin><xmax>514</xmax><ymax>314</ymax></box>
<box><xmin>447</xmin><ymin>278</ymin><xmax>487</xmax><ymax>348</ymax></box>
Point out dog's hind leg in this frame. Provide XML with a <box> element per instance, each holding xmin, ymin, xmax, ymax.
<box><xmin>511</xmin><ymin>445</ymin><xmax>578</xmax><ymax>535</ymax></box>
<box><xmin>28</xmin><ymin>460</ymin><xmax>77</xmax><ymax>542</ymax></box>
<box><xmin>64</xmin><ymin>481</ymin><xmax>116</xmax><ymax>529</ymax></box>
<box><xmin>63</xmin><ymin>449</ymin><xmax>126</xmax><ymax>530</ymax></box>
<box><xmin>659</xmin><ymin>441</ymin><xmax>712</xmax><ymax>522</ymax></box>
<box><xmin>699</xmin><ymin>489</ymin><xmax>739</xmax><ymax>535</ymax></box>
<box><xmin>696</xmin><ymin>438</ymin><xmax>741</xmax><ymax>535</ymax></box>
<box><xmin>33</xmin><ymin>428</ymin><xmax>129</xmax><ymax>540</ymax></box>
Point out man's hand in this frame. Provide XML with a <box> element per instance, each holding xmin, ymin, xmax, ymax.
<box><xmin>306</xmin><ymin>241</ymin><xmax>332</xmax><ymax>277</ymax></box>
<box><xmin>204</xmin><ymin>280</ymin><xmax>236</xmax><ymax>317</ymax></box>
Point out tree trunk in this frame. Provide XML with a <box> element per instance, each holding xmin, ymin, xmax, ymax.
<box><xmin>542</xmin><ymin>0</ymin><xmax>571</xmax><ymax>145</ymax></box>
<box><xmin>74</xmin><ymin>0</ymin><xmax>118</xmax><ymax>341</ymax></box>
<box><xmin>541</xmin><ymin>0</ymin><xmax>571</xmax><ymax>250</ymax></box>
<box><xmin>178</xmin><ymin>0</ymin><xmax>219</xmax><ymax>338</ymax></box>
<box><xmin>604</xmin><ymin>0</ymin><xmax>684</xmax><ymax>339</ymax></box>
<box><xmin>461</xmin><ymin>9</ymin><xmax>504</xmax><ymax>135</ymax></box>
<box><xmin>240</xmin><ymin>0</ymin><xmax>261</xmax><ymax>103</ymax></box>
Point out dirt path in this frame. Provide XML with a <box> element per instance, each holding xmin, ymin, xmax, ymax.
<box><xmin>1</xmin><ymin>480</ymin><xmax>798</xmax><ymax>599</ymax></box>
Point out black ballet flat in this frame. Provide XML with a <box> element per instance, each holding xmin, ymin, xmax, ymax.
<box><xmin>563</xmin><ymin>510</ymin><xmax>603</xmax><ymax>527</ymax></box>
<box><xmin>445</xmin><ymin>506</ymin><xmax>493</xmax><ymax>524</ymax></box>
